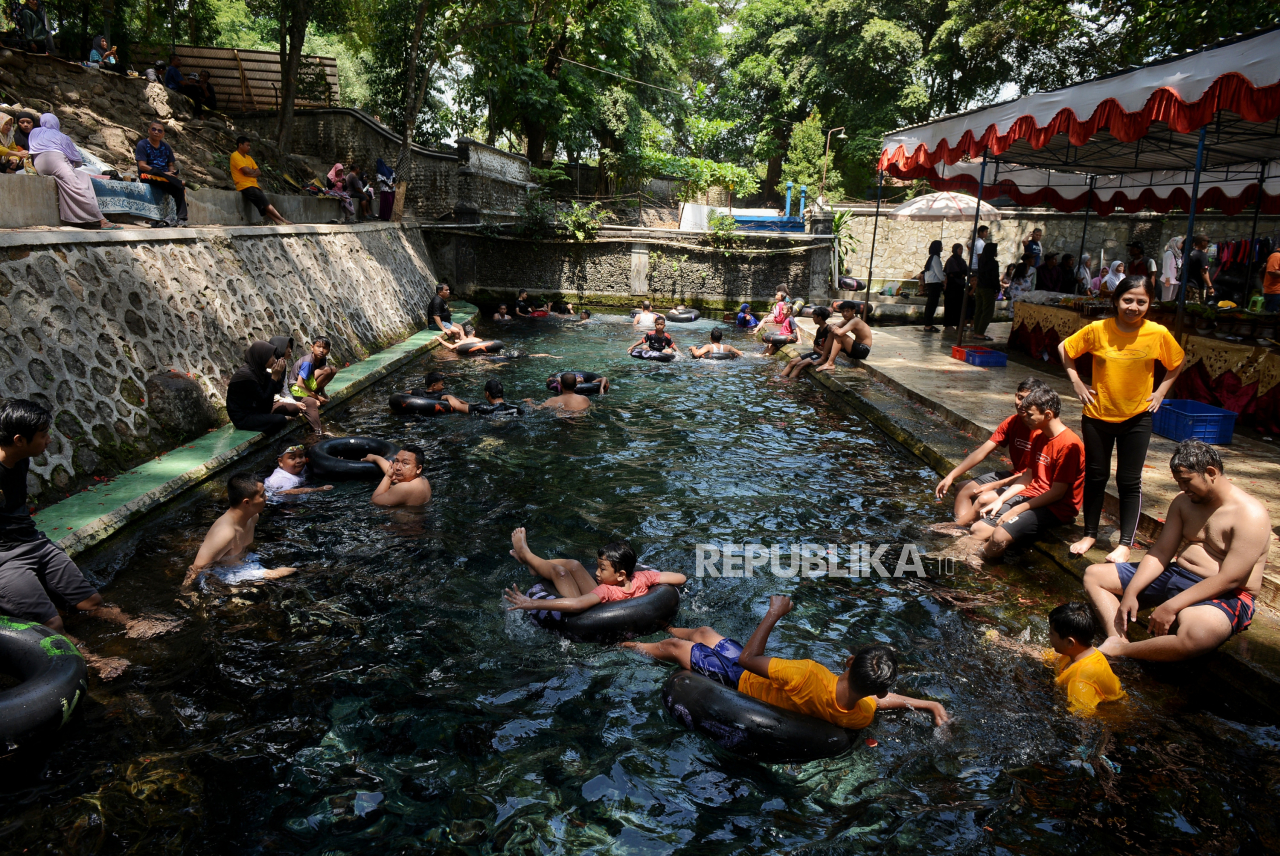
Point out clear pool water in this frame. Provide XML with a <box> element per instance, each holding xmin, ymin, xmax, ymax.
<box><xmin>4</xmin><ymin>313</ymin><xmax>1279</xmax><ymax>854</ymax></box>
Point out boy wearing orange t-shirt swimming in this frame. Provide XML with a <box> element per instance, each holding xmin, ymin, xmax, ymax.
<box><xmin>626</xmin><ymin>595</ymin><xmax>949</xmax><ymax>729</ymax></box>
<box><xmin>1044</xmin><ymin>602</ymin><xmax>1125</xmax><ymax>715</ymax></box>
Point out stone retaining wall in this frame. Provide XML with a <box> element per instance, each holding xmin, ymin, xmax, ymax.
<box><xmin>0</xmin><ymin>223</ymin><xmax>440</xmax><ymax>503</ymax></box>
<box><xmin>426</xmin><ymin>227</ymin><xmax>832</xmax><ymax>310</ymax></box>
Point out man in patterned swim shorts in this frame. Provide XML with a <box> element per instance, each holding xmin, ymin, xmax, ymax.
<box><xmin>1084</xmin><ymin>439</ymin><xmax>1270</xmax><ymax>661</ymax></box>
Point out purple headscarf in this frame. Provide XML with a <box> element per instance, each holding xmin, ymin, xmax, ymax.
<box><xmin>27</xmin><ymin>113</ymin><xmax>82</xmax><ymax>163</ymax></box>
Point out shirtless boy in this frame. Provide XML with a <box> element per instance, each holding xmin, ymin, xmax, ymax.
<box><xmin>689</xmin><ymin>328</ymin><xmax>743</xmax><ymax>359</ymax></box>
<box><xmin>626</xmin><ymin>595</ymin><xmax>948</xmax><ymax>729</ymax></box>
<box><xmin>186</xmin><ymin>472</ymin><xmax>297</xmax><ymax>588</ymax></box>
<box><xmin>364</xmin><ymin>445</ymin><xmax>432</xmax><ymax>507</ymax></box>
<box><xmin>535</xmin><ymin>372</ymin><xmax>592</xmax><ymax>413</ymax></box>
<box><xmin>1084</xmin><ymin>439</ymin><xmax>1270</xmax><ymax>661</ymax></box>
<box><xmin>814</xmin><ymin>301</ymin><xmax>873</xmax><ymax>371</ymax></box>
<box><xmin>502</xmin><ymin>527</ymin><xmax>686</xmax><ymax>612</ymax></box>
<box><xmin>493</xmin><ymin>304</ymin><xmax>513</xmax><ymax>321</ymax></box>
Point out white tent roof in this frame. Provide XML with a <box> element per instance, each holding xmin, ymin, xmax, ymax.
<box><xmin>888</xmin><ymin>192</ymin><xmax>1002</xmax><ymax>221</ymax></box>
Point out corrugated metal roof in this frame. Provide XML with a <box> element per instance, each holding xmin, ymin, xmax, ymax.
<box><xmin>134</xmin><ymin>44</ymin><xmax>339</xmax><ymax>112</ymax></box>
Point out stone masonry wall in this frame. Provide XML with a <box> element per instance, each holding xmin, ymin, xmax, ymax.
<box><xmin>837</xmin><ymin>207</ymin><xmax>1280</xmax><ymax>285</ymax></box>
<box><xmin>430</xmin><ymin>229</ymin><xmax>824</xmax><ymax>309</ymax></box>
<box><xmin>0</xmin><ymin>224</ymin><xmax>439</xmax><ymax>503</ymax></box>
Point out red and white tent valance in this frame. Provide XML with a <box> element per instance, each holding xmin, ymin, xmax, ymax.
<box><xmin>900</xmin><ymin>160</ymin><xmax>1280</xmax><ymax>217</ymax></box>
<box><xmin>878</xmin><ymin>27</ymin><xmax>1280</xmax><ymax>174</ymax></box>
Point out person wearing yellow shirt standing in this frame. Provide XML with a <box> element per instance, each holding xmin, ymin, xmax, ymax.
<box><xmin>230</xmin><ymin>136</ymin><xmax>292</xmax><ymax>226</ymax></box>
<box><xmin>625</xmin><ymin>595</ymin><xmax>949</xmax><ymax>730</ymax></box>
<box><xmin>1059</xmin><ymin>276</ymin><xmax>1184</xmax><ymax>564</ymax></box>
<box><xmin>1044</xmin><ymin>602</ymin><xmax>1125</xmax><ymax>714</ymax></box>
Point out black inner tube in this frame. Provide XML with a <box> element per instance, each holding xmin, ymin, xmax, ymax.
<box><xmin>524</xmin><ymin>581</ymin><xmax>680</xmax><ymax>643</ymax></box>
<box><xmin>700</xmin><ymin>350</ymin><xmax>736</xmax><ymax>360</ymax></box>
<box><xmin>666</xmin><ymin>309</ymin><xmax>700</xmax><ymax>323</ymax></box>
<box><xmin>309</xmin><ymin>437</ymin><xmax>400</xmax><ymax>479</ymax></box>
<box><xmin>546</xmin><ymin>372</ymin><xmax>604</xmax><ymax>395</ymax></box>
<box><xmin>0</xmin><ymin>618</ymin><xmax>88</xmax><ymax>743</ymax></box>
<box><xmin>661</xmin><ymin>669</ymin><xmax>854</xmax><ymax>764</ymax></box>
<box><xmin>631</xmin><ymin>348</ymin><xmax>676</xmax><ymax>363</ymax></box>
<box><xmin>761</xmin><ymin>332</ymin><xmax>797</xmax><ymax>346</ymax></box>
<box><xmin>389</xmin><ymin>393</ymin><xmax>454</xmax><ymax>416</ymax></box>
<box><xmin>456</xmin><ymin>340</ymin><xmax>505</xmax><ymax>356</ymax></box>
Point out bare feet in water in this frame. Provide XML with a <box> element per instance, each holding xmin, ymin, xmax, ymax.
<box><xmin>1068</xmin><ymin>536</ymin><xmax>1097</xmax><ymax>556</ymax></box>
<box><xmin>85</xmin><ymin>653</ymin><xmax>130</xmax><ymax>680</ymax></box>
<box><xmin>125</xmin><ymin>616</ymin><xmax>184</xmax><ymax>639</ymax></box>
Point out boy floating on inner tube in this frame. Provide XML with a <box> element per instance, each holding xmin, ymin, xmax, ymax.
<box><xmin>441</xmin><ymin>379</ymin><xmax>523</xmax><ymax>416</ymax></box>
<box><xmin>362</xmin><ymin>445</ymin><xmax>432</xmax><ymax>507</ymax></box>
<box><xmin>779</xmin><ymin>306</ymin><xmax>832</xmax><ymax>378</ymax></box>
<box><xmin>531</xmin><ymin>372</ymin><xmax>593</xmax><ymax>413</ymax></box>
<box><xmin>812</xmin><ymin>300</ymin><xmax>873</xmax><ymax>372</ymax></box>
<box><xmin>625</xmin><ymin>594</ymin><xmax>949</xmax><ymax>729</ymax></box>
<box><xmin>689</xmin><ymin>328</ymin><xmax>744</xmax><ymax>359</ymax></box>
<box><xmin>627</xmin><ymin>315</ymin><xmax>678</xmax><ymax>358</ymax></box>
<box><xmin>502</xmin><ymin>529</ymin><xmax>687</xmax><ymax>613</ymax></box>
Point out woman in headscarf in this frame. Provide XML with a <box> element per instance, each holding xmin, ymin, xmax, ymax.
<box><xmin>325</xmin><ymin>163</ymin><xmax>356</xmax><ymax>218</ymax></box>
<box><xmin>1101</xmin><ymin>260</ymin><xmax>1126</xmax><ymax>293</ymax></box>
<box><xmin>942</xmin><ymin>242</ymin><xmax>968</xmax><ymax>329</ymax></box>
<box><xmin>920</xmin><ymin>239</ymin><xmax>945</xmax><ymax>332</ymax></box>
<box><xmin>89</xmin><ymin>36</ymin><xmax>120</xmax><ymax>72</ymax></box>
<box><xmin>29</xmin><ymin>113</ymin><xmax>119</xmax><ymax>229</ymax></box>
<box><xmin>1160</xmin><ymin>237</ymin><xmax>1183</xmax><ymax>302</ymax></box>
<box><xmin>13</xmin><ymin>111</ymin><xmax>37</xmax><ymax>150</ymax></box>
<box><xmin>1075</xmin><ymin>253</ymin><xmax>1093</xmax><ymax>294</ymax></box>
<box><xmin>0</xmin><ymin>113</ymin><xmax>27</xmax><ymax>173</ymax></box>
<box><xmin>972</xmin><ymin>242</ymin><xmax>1001</xmax><ymax>340</ymax></box>
<box><xmin>225</xmin><ymin>338</ymin><xmax>324</xmax><ymax>435</ymax></box>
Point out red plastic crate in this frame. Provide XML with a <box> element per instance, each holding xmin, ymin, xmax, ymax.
<box><xmin>950</xmin><ymin>345</ymin><xmax>968</xmax><ymax>361</ymax></box>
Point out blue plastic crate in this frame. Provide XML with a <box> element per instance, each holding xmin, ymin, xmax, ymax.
<box><xmin>963</xmin><ymin>347</ymin><xmax>1007</xmax><ymax>368</ymax></box>
<box><xmin>1151</xmin><ymin>399</ymin><xmax>1236</xmax><ymax>444</ymax></box>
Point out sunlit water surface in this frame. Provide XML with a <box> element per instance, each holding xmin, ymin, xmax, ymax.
<box><xmin>3</xmin><ymin>313</ymin><xmax>1278</xmax><ymax>854</ymax></box>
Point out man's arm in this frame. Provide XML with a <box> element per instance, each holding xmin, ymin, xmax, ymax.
<box><xmin>736</xmin><ymin>595</ymin><xmax>792</xmax><ymax>679</ymax></box>
<box><xmin>877</xmin><ymin>692</ymin><xmax>949</xmax><ymax>726</ymax></box>
<box><xmin>1116</xmin><ymin>497</ymin><xmax>1189</xmax><ymax>630</ymax></box>
<box><xmin>936</xmin><ymin>439</ymin><xmax>1000</xmax><ymax>499</ymax></box>
<box><xmin>277</xmin><ymin>485</ymin><xmax>333</xmax><ymax>495</ymax></box>
<box><xmin>1145</xmin><ymin>502</ymin><xmax>1270</xmax><ymax>635</ymax></box>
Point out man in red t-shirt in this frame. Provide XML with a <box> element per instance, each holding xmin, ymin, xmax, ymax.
<box><xmin>936</xmin><ymin>377</ymin><xmax>1050</xmax><ymax>525</ymax></box>
<box><xmin>1263</xmin><ymin>249</ymin><xmax>1280</xmax><ymax>314</ymax></box>
<box><xmin>970</xmin><ymin>387</ymin><xmax>1085</xmax><ymax>560</ymax></box>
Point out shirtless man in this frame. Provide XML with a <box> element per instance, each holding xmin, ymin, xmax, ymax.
<box><xmin>441</xmin><ymin>379</ymin><xmax>523</xmax><ymax>416</ymax></box>
<box><xmin>1083</xmin><ymin>439</ymin><xmax>1270</xmax><ymax>661</ymax></box>
<box><xmin>689</xmin><ymin>327</ymin><xmax>743</xmax><ymax>359</ymax></box>
<box><xmin>813</xmin><ymin>300</ymin><xmax>873</xmax><ymax>372</ymax></box>
<box><xmin>493</xmin><ymin>304</ymin><xmax>513</xmax><ymax>322</ymax></box>
<box><xmin>364</xmin><ymin>446</ymin><xmax>432</xmax><ymax>507</ymax></box>
<box><xmin>185</xmin><ymin>472</ymin><xmax>296</xmax><ymax>589</ymax></box>
<box><xmin>535</xmin><ymin>372</ymin><xmax>592</xmax><ymax>413</ymax></box>
<box><xmin>633</xmin><ymin>300</ymin><xmax>659</xmax><ymax>328</ymax></box>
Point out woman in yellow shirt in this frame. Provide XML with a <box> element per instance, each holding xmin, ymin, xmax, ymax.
<box><xmin>1059</xmin><ymin>276</ymin><xmax>1184</xmax><ymax>563</ymax></box>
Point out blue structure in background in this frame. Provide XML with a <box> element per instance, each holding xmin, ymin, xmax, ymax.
<box><xmin>733</xmin><ymin>181</ymin><xmax>807</xmax><ymax>232</ymax></box>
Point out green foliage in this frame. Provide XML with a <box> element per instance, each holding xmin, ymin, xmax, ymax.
<box><xmin>559</xmin><ymin>201</ymin><xmax>613</xmax><ymax>242</ymax></box>
<box><xmin>832</xmin><ymin>209</ymin><xmax>859</xmax><ymax>276</ymax></box>
<box><xmin>530</xmin><ymin>164</ymin><xmax>573</xmax><ymax>188</ymax></box>
<box><xmin>780</xmin><ymin>113</ymin><xmax>842</xmax><ymax>200</ymax></box>
<box><xmin>706</xmin><ymin>211</ymin><xmax>740</xmax><ymax>249</ymax></box>
<box><xmin>517</xmin><ymin>190</ymin><xmax>558</xmax><ymax>239</ymax></box>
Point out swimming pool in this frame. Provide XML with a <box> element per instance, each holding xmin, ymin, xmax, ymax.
<box><xmin>4</xmin><ymin>313</ymin><xmax>1278</xmax><ymax>853</ymax></box>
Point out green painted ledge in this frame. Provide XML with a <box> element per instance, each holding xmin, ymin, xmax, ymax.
<box><xmin>34</xmin><ymin>302</ymin><xmax>477</xmax><ymax>558</ymax></box>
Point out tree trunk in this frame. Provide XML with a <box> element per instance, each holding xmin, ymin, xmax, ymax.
<box><xmin>392</xmin><ymin>0</ymin><xmax>436</xmax><ymax>222</ymax></box>
<box><xmin>523</xmin><ymin>120</ymin><xmax>547</xmax><ymax>168</ymax></box>
<box><xmin>275</xmin><ymin>0</ymin><xmax>310</xmax><ymax>157</ymax></box>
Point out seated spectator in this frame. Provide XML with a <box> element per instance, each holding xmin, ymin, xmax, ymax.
<box><xmin>145</xmin><ymin>59</ymin><xmax>166</xmax><ymax>84</ymax></box>
<box><xmin>136</xmin><ymin>121</ymin><xmax>189</xmax><ymax>228</ymax></box>
<box><xmin>28</xmin><ymin>114</ymin><xmax>120</xmax><ymax>230</ymax></box>
<box><xmin>89</xmin><ymin>36</ymin><xmax>121</xmax><ymax>73</ymax></box>
<box><xmin>195</xmin><ymin>70</ymin><xmax>218</xmax><ymax>112</ymax></box>
<box><xmin>163</xmin><ymin>56</ymin><xmax>209</xmax><ymax>118</ymax></box>
<box><xmin>12</xmin><ymin>112</ymin><xmax>36</xmax><ymax>150</ymax></box>
<box><xmin>326</xmin><ymin>163</ymin><xmax>356</xmax><ymax>219</ymax></box>
<box><xmin>18</xmin><ymin>0</ymin><xmax>50</xmax><ymax>54</ymax></box>
<box><xmin>230</xmin><ymin>137</ymin><xmax>291</xmax><ymax>225</ymax></box>
<box><xmin>288</xmin><ymin>337</ymin><xmax>337</xmax><ymax>406</ymax></box>
<box><xmin>344</xmin><ymin>164</ymin><xmax>372</xmax><ymax>220</ymax></box>
<box><xmin>225</xmin><ymin>340</ymin><xmax>323</xmax><ymax>436</ymax></box>
<box><xmin>0</xmin><ymin>112</ymin><xmax>28</xmax><ymax>173</ymax></box>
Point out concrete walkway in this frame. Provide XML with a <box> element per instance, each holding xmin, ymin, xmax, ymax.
<box><xmin>34</xmin><ymin>303</ymin><xmax>476</xmax><ymax>558</ymax></box>
<box><xmin>782</xmin><ymin>319</ymin><xmax>1280</xmax><ymax>712</ymax></box>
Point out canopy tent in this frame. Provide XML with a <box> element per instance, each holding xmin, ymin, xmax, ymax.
<box><xmin>869</xmin><ymin>24</ymin><xmax>1280</xmax><ymax>343</ymax></box>
<box><xmin>888</xmin><ymin>191</ymin><xmax>1002</xmax><ymax>221</ymax></box>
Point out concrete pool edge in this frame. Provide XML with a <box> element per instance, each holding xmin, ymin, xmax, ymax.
<box><xmin>34</xmin><ymin>303</ymin><xmax>477</xmax><ymax>559</ymax></box>
<box><xmin>777</xmin><ymin>341</ymin><xmax>1280</xmax><ymax>712</ymax></box>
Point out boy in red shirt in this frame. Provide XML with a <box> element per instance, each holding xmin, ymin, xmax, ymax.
<box><xmin>935</xmin><ymin>377</ymin><xmax>1050</xmax><ymax>524</ymax></box>
<box><xmin>970</xmin><ymin>386</ymin><xmax>1085</xmax><ymax>560</ymax></box>
<box><xmin>626</xmin><ymin>595</ymin><xmax>948</xmax><ymax>729</ymax></box>
<box><xmin>502</xmin><ymin>528</ymin><xmax>686</xmax><ymax>614</ymax></box>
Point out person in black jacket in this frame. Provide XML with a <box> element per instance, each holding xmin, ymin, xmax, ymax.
<box><xmin>973</xmin><ymin>242</ymin><xmax>1001</xmax><ymax>340</ymax></box>
<box><xmin>225</xmin><ymin>339</ymin><xmax>323</xmax><ymax>435</ymax></box>
<box><xmin>942</xmin><ymin>242</ymin><xmax>968</xmax><ymax>329</ymax></box>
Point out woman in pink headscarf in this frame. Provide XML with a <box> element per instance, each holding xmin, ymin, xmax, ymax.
<box><xmin>325</xmin><ymin>162</ymin><xmax>355</xmax><ymax>218</ymax></box>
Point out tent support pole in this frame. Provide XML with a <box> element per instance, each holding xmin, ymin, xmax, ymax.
<box><xmin>957</xmin><ymin>153</ymin><xmax>988</xmax><ymax>347</ymax></box>
<box><xmin>1173</xmin><ymin>127</ymin><xmax>1208</xmax><ymax>342</ymax></box>
<box><xmin>1242</xmin><ymin>161</ymin><xmax>1267</xmax><ymax>301</ymax></box>
<box><xmin>1075</xmin><ymin>176</ymin><xmax>1094</xmax><ymax>295</ymax></box>
<box><xmin>865</xmin><ymin>169</ymin><xmax>883</xmax><ymax>320</ymax></box>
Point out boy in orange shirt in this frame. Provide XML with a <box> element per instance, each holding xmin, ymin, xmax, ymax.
<box><xmin>626</xmin><ymin>595</ymin><xmax>949</xmax><ymax>729</ymax></box>
<box><xmin>1045</xmin><ymin>602</ymin><xmax>1125</xmax><ymax>715</ymax></box>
